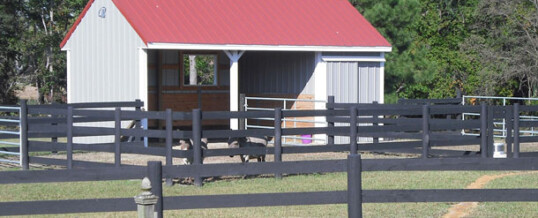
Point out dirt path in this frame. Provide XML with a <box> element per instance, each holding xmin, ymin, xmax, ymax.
<box><xmin>442</xmin><ymin>171</ymin><xmax>538</xmax><ymax>218</ymax></box>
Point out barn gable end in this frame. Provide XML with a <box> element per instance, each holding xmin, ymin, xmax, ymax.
<box><xmin>62</xmin><ymin>0</ymin><xmax>146</xmax><ymax>104</ymax></box>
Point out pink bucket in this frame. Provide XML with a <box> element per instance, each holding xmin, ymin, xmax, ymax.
<box><xmin>301</xmin><ymin>135</ymin><xmax>312</xmax><ymax>144</ymax></box>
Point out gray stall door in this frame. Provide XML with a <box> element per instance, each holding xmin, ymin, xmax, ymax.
<box><xmin>327</xmin><ymin>62</ymin><xmax>381</xmax><ymax>144</ymax></box>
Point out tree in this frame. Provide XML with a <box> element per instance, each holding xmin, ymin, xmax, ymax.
<box><xmin>0</xmin><ymin>0</ymin><xmax>24</xmax><ymax>104</ymax></box>
<box><xmin>351</xmin><ymin>0</ymin><xmax>439</xmax><ymax>102</ymax></box>
<box><xmin>17</xmin><ymin>0</ymin><xmax>85</xmax><ymax>103</ymax></box>
<box><xmin>463</xmin><ymin>0</ymin><xmax>538</xmax><ymax>98</ymax></box>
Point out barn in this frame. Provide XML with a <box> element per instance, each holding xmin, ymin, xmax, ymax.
<box><xmin>61</xmin><ymin>0</ymin><xmax>391</xmax><ymax>130</ymax></box>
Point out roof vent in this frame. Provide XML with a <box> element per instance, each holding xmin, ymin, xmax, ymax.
<box><xmin>98</xmin><ymin>7</ymin><xmax>106</xmax><ymax>18</ymax></box>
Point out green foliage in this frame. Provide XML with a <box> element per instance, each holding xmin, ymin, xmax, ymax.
<box><xmin>0</xmin><ymin>0</ymin><xmax>24</xmax><ymax>104</ymax></box>
<box><xmin>183</xmin><ymin>55</ymin><xmax>217</xmax><ymax>85</ymax></box>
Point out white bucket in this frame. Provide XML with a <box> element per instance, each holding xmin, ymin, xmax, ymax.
<box><xmin>493</xmin><ymin>143</ymin><xmax>507</xmax><ymax>158</ymax></box>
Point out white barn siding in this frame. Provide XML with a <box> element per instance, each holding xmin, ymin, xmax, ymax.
<box><xmin>326</xmin><ymin>61</ymin><xmax>382</xmax><ymax>144</ymax></box>
<box><xmin>62</xmin><ymin>0</ymin><xmax>146</xmax><ymax>143</ymax></box>
<box><xmin>63</xmin><ymin>0</ymin><xmax>146</xmax><ymax>103</ymax></box>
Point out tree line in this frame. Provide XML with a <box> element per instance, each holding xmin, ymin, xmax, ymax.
<box><xmin>1</xmin><ymin>0</ymin><xmax>536</xmax><ymax>105</ymax></box>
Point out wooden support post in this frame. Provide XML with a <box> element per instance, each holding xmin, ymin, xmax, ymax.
<box><xmin>512</xmin><ymin>103</ymin><xmax>519</xmax><ymax>158</ymax></box>
<box><xmin>274</xmin><ymin>107</ymin><xmax>282</xmax><ymax>179</ymax></box>
<box><xmin>147</xmin><ymin>161</ymin><xmax>163</xmax><ymax>218</ymax></box>
<box><xmin>487</xmin><ymin>106</ymin><xmax>495</xmax><ymax>157</ymax></box>
<box><xmin>114</xmin><ymin>107</ymin><xmax>121</xmax><ymax>168</ymax></box>
<box><xmin>505</xmin><ymin>106</ymin><xmax>513</xmax><ymax>158</ymax></box>
<box><xmin>422</xmin><ymin>105</ymin><xmax>430</xmax><ymax>158</ymax></box>
<box><xmin>67</xmin><ymin>106</ymin><xmax>73</xmax><ymax>169</ymax></box>
<box><xmin>327</xmin><ymin>96</ymin><xmax>335</xmax><ymax>145</ymax></box>
<box><xmin>480</xmin><ymin>102</ymin><xmax>488</xmax><ymax>158</ymax></box>
<box><xmin>350</xmin><ymin>106</ymin><xmax>358</xmax><ymax>155</ymax></box>
<box><xmin>239</xmin><ymin>93</ymin><xmax>246</xmax><ymax>130</ymax></box>
<box><xmin>19</xmin><ymin>100</ymin><xmax>29</xmax><ymax>170</ymax></box>
<box><xmin>192</xmin><ymin>109</ymin><xmax>203</xmax><ymax>187</ymax></box>
<box><xmin>372</xmin><ymin>101</ymin><xmax>379</xmax><ymax>144</ymax></box>
<box><xmin>165</xmin><ymin>109</ymin><xmax>173</xmax><ymax>186</ymax></box>
<box><xmin>347</xmin><ymin>154</ymin><xmax>362</xmax><ymax>218</ymax></box>
<box><xmin>225</xmin><ymin>50</ymin><xmax>245</xmax><ymax>130</ymax></box>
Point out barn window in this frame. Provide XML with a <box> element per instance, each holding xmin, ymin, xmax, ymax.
<box><xmin>183</xmin><ymin>54</ymin><xmax>217</xmax><ymax>86</ymax></box>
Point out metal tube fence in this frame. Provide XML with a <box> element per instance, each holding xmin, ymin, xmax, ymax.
<box><xmin>0</xmin><ymin>103</ymin><xmax>23</xmax><ymax>166</ymax></box>
<box><xmin>244</xmin><ymin>96</ymin><xmax>328</xmax><ymax>146</ymax></box>
<box><xmin>463</xmin><ymin>95</ymin><xmax>538</xmax><ymax>138</ymax></box>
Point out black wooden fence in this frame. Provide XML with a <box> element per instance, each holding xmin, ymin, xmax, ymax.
<box><xmin>1</xmin><ymin>155</ymin><xmax>537</xmax><ymax>217</ymax></box>
<box><xmin>2</xmin><ymin>99</ymin><xmax>538</xmax><ymax>174</ymax></box>
<box><xmin>1</xmin><ymin>99</ymin><xmax>538</xmax><ymax>216</ymax></box>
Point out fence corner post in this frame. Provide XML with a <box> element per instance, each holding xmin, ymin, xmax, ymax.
<box><xmin>192</xmin><ymin>108</ymin><xmax>203</xmax><ymax>187</ymax></box>
<box><xmin>19</xmin><ymin>99</ymin><xmax>29</xmax><ymax>170</ymax></box>
<box><xmin>147</xmin><ymin>161</ymin><xmax>163</xmax><ymax>218</ymax></box>
<box><xmin>274</xmin><ymin>107</ymin><xmax>282</xmax><ymax>179</ymax></box>
<box><xmin>422</xmin><ymin>104</ymin><xmax>430</xmax><ymax>158</ymax></box>
<box><xmin>134</xmin><ymin>177</ymin><xmax>159</xmax><ymax>218</ymax></box>
<box><xmin>327</xmin><ymin>96</ymin><xmax>335</xmax><ymax>145</ymax></box>
<box><xmin>480</xmin><ymin>102</ymin><xmax>488</xmax><ymax>158</ymax></box>
<box><xmin>347</xmin><ymin>154</ymin><xmax>362</xmax><ymax>218</ymax></box>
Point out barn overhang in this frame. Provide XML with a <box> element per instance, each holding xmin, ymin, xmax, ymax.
<box><xmin>146</xmin><ymin>43</ymin><xmax>392</xmax><ymax>53</ymax></box>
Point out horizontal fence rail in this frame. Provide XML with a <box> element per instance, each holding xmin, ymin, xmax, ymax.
<box><xmin>5</xmin><ymin>98</ymin><xmax>536</xmax><ymax>172</ymax></box>
<box><xmin>1</xmin><ymin>156</ymin><xmax>537</xmax><ymax>217</ymax></box>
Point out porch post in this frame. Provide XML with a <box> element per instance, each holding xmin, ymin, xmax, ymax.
<box><xmin>225</xmin><ymin>50</ymin><xmax>245</xmax><ymax>130</ymax></box>
<box><xmin>138</xmin><ymin>48</ymin><xmax>148</xmax><ymax>110</ymax></box>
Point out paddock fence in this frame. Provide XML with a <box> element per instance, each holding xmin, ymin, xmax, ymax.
<box><xmin>1</xmin><ymin>98</ymin><xmax>538</xmax><ymax>217</ymax></box>
<box><xmin>0</xmin><ymin>156</ymin><xmax>537</xmax><ymax>217</ymax></box>
<box><xmin>1</xmin><ymin>99</ymin><xmax>538</xmax><ymax>174</ymax></box>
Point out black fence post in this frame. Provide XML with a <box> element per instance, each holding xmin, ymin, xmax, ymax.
<box><xmin>513</xmin><ymin>103</ymin><xmax>520</xmax><ymax>158</ymax></box>
<box><xmin>274</xmin><ymin>107</ymin><xmax>282</xmax><ymax>179</ymax></box>
<box><xmin>487</xmin><ymin>106</ymin><xmax>494</xmax><ymax>157</ymax></box>
<box><xmin>327</xmin><ymin>96</ymin><xmax>335</xmax><ymax>145</ymax></box>
<box><xmin>50</xmin><ymin>102</ymin><xmax>59</xmax><ymax>153</ymax></box>
<box><xmin>148</xmin><ymin>161</ymin><xmax>163</xmax><ymax>218</ymax></box>
<box><xmin>192</xmin><ymin>109</ymin><xmax>203</xmax><ymax>187</ymax></box>
<box><xmin>347</xmin><ymin>154</ymin><xmax>362</xmax><ymax>218</ymax></box>
<box><xmin>422</xmin><ymin>105</ymin><xmax>430</xmax><ymax>158</ymax></box>
<box><xmin>19</xmin><ymin>100</ymin><xmax>29</xmax><ymax>170</ymax></box>
<box><xmin>505</xmin><ymin>106</ymin><xmax>513</xmax><ymax>158</ymax></box>
<box><xmin>135</xmin><ymin>99</ymin><xmax>142</xmax><ymax>142</ymax></box>
<box><xmin>114</xmin><ymin>107</ymin><xmax>121</xmax><ymax>168</ymax></box>
<box><xmin>480</xmin><ymin>102</ymin><xmax>488</xmax><ymax>158</ymax></box>
<box><xmin>165</xmin><ymin>109</ymin><xmax>173</xmax><ymax>186</ymax></box>
<box><xmin>66</xmin><ymin>106</ymin><xmax>73</xmax><ymax>169</ymax></box>
<box><xmin>350</xmin><ymin>106</ymin><xmax>358</xmax><ymax>155</ymax></box>
<box><xmin>239</xmin><ymin>94</ymin><xmax>246</xmax><ymax>130</ymax></box>
<box><xmin>372</xmin><ymin>101</ymin><xmax>379</xmax><ymax>144</ymax></box>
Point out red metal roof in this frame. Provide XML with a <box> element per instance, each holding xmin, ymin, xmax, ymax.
<box><xmin>62</xmin><ymin>0</ymin><xmax>391</xmax><ymax>48</ymax></box>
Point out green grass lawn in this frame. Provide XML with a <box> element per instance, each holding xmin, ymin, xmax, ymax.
<box><xmin>5</xmin><ymin>170</ymin><xmax>534</xmax><ymax>217</ymax></box>
<box><xmin>468</xmin><ymin>172</ymin><xmax>538</xmax><ymax>218</ymax></box>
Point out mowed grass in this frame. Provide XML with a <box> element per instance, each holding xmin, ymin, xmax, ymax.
<box><xmin>468</xmin><ymin>172</ymin><xmax>538</xmax><ymax>218</ymax></box>
<box><xmin>1</xmin><ymin>170</ymin><xmax>517</xmax><ymax>218</ymax></box>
